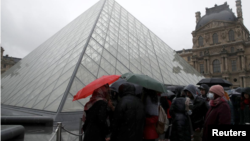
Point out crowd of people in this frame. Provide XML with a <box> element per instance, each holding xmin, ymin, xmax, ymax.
<box><xmin>81</xmin><ymin>82</ymin><xmax>250</xmax><ymax>141</ymax></box>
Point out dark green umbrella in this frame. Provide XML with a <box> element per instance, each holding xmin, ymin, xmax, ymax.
<box><xmin>121</xmin><ymin>72</ymin><xmax>168</xmax><ymax>93</ymax></box>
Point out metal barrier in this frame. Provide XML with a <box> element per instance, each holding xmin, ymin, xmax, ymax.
<box><xmin>48</xmin><ymin>119</ymin><xmax>83</xmax><ymax>141</ymax></box>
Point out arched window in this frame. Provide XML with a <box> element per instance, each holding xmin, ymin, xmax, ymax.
<box><xmin>213</xmin><ymin>59</ymin><xmax>221</xmax><ymax>73</ymax></box>
<box><xmin>198</xmin><ymin>36</ymin><xmax>203</xmax><ymax>46</ymax></box>
<box><xmin>213</xmin><ymin>33</ymin><xmax>218</xmax><ymax>44</ymax></box>
<box><xmin>229</xmin><ymin>30</ymin><xmax>234</xmax><ymax>41</ymax></box>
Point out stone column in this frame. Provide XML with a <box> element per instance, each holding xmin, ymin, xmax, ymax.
<box><xmin>204</xmin><ymin>59</ymin><xmax>207</xmax><ymax>73</ymax></box>
<box><xmin>242</xmin><ymin>55</ymin><xmax>245</xmax><ymax>70</ymax></box>
<box><xmin>240</xmin><ymin>77</ymin><xmax>243</xmax><ymax>87</ymax></box>
<box><xmin>225</xmin><ymin>57</ymin><xmax>228</xmax><ymax>71</ymax></box>
<box><xmin>237</xmin><ymin>55</ymin><xmax>241</xmax><ymax>71</ymax></box>
<box><xmin>243</xmin><ymin>77</ymin><xmax>246</xmax><ymax>87</ymax></box>
<box><xmin>221</xmin><ymin>57</ymin><xmax>224</xmax><ymax>72</ymax></box>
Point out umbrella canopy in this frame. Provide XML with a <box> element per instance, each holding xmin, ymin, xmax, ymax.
<box><xmin>226</xmin><ymin>89</ymin><xmax>241</xmax><ymax>96</ymax></box>
<box><xmin>121</xmin><ymin>72</ymin><xmax>168</xmax><ymax>93</ymax></box>
<box><xmin>73</xmin><ymin>75</ymin><xmax>121</xmax><ymax>101</ymax></box>
<box><xmin>197</xmin><ymin>78</ymin><xmax>232</xmax><ymax>87</ymax></box>
<box><xmin>110</xmin><ymin>78</ymin><xmax>142</xmax><ymax>94</ymax></box>
<box><xmin>161</xmin><ymin>90</ymin><xmax>175</xmax><ymax>97</ymax></box>
<box><xmin>235</xmin><ymin>87</ymin><xmax>243</xmax><ymax>93</ymax></box>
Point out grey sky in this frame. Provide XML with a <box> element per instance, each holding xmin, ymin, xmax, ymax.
<box><xmin>1</xmin><ymin>0</ymin><xmax>250</xmax><ymax>58</ymax></box>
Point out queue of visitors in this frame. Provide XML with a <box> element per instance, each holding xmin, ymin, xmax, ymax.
<box><xmin>81</xmin><ymin>81</ymin><xmax>250</xmax><ymax>141</ymax></box>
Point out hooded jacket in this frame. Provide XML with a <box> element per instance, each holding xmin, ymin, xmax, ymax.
<box><xmin>184</xmin><ymin>84</ymin><xmax>209</xmax><ymax>130</ymax></box>
<box><xmin>239</xmin><ymin>87</ymin><xmax>250</xmax><ymax>124</ymax></box>
<box><xmin>111</xmin><ymin>83</ymin><xmax>145</xmax><ymax>141</ymax></box>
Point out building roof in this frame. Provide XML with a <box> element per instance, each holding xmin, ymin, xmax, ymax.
<box><xmin>196</xmin><ymin>2</ymin><xmax>237</xmax><ymax>30</ymax></box>
<box><xmin>3</xmin><ymin>56</ymin><xmax>22</xmax><ymax>63</ymax></box>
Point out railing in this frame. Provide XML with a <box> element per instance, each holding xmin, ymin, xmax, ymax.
<box><xmin>48</xmin><ymin>118</ymin><xmax>83</xmax><ymax>141</ymax></box>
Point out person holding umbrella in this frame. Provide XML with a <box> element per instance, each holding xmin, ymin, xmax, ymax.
<box><xmin>82</xmin><ymin>84</ymin><xmax>111</xmax><ymax>141</ymax></box>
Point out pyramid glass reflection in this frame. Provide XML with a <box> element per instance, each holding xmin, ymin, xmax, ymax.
<box><xmin>1</xmin><ymin>0</ymin><xmax>204</xmax><ymax>113</ymax></box>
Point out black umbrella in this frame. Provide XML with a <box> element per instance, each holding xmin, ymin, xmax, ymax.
<box><xmin>110</xmin><ymin>78</ymin><xmax>142</xmax><ymax>94</ymax></box>
<box><xmin>197</xmin><ymin>78</ymin><xmax>232</xmax><ymax>87</ymax></box>
<box><xmin>161</xmin><ymin>90</ymin><xmax>175</xmax><ymax>97</ymax></box>
<box><xmin>235</xmin><ymin>87</ymin><xmax>243</xmax><ymax>93</ymax></box>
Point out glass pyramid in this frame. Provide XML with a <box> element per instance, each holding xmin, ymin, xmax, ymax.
<box><xmin>1</xmin><ymin>0</ymin><xmax>204</xmax><ymax>113</ymax></box>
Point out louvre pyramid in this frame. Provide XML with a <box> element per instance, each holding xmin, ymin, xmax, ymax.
<box><xmin>1</xmin><ymin>0</ymin><xmax>204</xmax><ymax>113</ymax></box>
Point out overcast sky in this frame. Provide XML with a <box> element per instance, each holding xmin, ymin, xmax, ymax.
<box><xmin>1</xmin><ymin>0</ymin><xmax>250</xmax><ymax>58</ymax></box>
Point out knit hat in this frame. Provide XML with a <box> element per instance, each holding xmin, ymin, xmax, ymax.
<box><xmin>209</xmin><ymin>85</ymin><xmax>224</xmax><ymax>97</ymax></box>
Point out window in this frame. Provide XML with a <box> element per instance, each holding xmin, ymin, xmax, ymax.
<box><xmin>231</xmin><ymin>47</ymin><xmax>234</xmax><ymax>53</ymax></box>
<box><xmin>200</xmin><ymin>64</ymin><xmax>204</xmax><ymax>74</ymax></box>
<box><xmin>213</xmin><ymin>33</ymin><xmax>218</xmax><ymax>44</ymax></box>
<box><xmin>213</xmin><ymin>59</ymin><xmax>221</xmax><ymax>73</ymax></box>
<box><xmin>229</xmin><ymin>30</ymin><xmax>234</xmax><ymax>41</ymax></box>
<box><xmin>232</xmin><ymin>60</ymin><xmax>236</xmax><ymax>72</ymax></box>
<box><xmin>198</xmin><ymin>36</ymin><xmax>203</xmax><ymax>46</ymax></box>
<box><xmin>188</xmin><ymin>56</ymin><xmax>190</xmax><ymax>61</ymax></box>
<box><xmin>200</xmin><ymin>52</ymin><xmax>203</xmax><ymax>57</ymax></box>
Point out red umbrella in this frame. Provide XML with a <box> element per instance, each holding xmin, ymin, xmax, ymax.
<box><xmin>73</xmin><ymin>75</ymin><xmax>121</xmax><ymax>101</ymax></box>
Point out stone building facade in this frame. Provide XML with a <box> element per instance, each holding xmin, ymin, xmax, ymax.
<box><xmin>1</xmin><ymin>47</ymin><xmax>22</xmax><ymax>74</ymax></box>
<box><xmin>177</xmin><ymin>0</ymin><xmax>250</xmax><ymax>88</ymax></box>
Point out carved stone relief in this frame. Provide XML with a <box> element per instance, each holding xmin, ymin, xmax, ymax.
<box><xmin>235</xmin><ymin>27</ymin><xmax>242</xmax><ymax>37</ymax></box>
<box><xmin>220</xmin><ymin>30</ymin><xmax>226</xmax><ymax>40</ymax></box>
<box><xmin>205</xmin><ymin>33</ymin><xmax>210</xmax><ymax>44</ymax></box>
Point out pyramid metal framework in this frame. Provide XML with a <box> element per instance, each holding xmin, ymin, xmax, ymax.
<box><xmin>1</xmin><ymin>0</ymin><xmax>204</xmax><ymax>114</ymax></box>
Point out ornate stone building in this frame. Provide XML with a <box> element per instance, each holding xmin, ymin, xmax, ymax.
<box><xmin>1</xmin><ymin>47</ymin><xmax>22</xmax><ymax>74</ymax></box>
<box><xmin>177</xmin><ymin>0</ymin><xmax>250</xmax><ymax>88</ymax></box>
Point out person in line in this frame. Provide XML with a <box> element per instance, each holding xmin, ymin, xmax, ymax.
<box><xmin>239</xmin><ymin>87</ymin><xmax>250</xmax><ymax>125</ymax></box>
<box><xmin>110</xmin><ymin>83</ymin><xmax>145</xmax><ymax>141</ymax></box>
<box><xmin>184</xmin><ymin>84</ymin><xmax>209</xmax><ymax>141</ymax></box>
<box><xmin>198</xmin><ymin>84</ymin><xmax>210</xmax><ymax>103</ymax></box>
<box><xmin>202</xmin><ymin>85</ymin><xmax>231</xmax><ymax>141</ymax></box>
<box><xmin>142</xmin><ymin>88</ymin><xmax>159</xmax><ymax>141</ymax></box>
<box><xmin>82</xmin><ymin>84</ymin><xmax>110</xmax><ymax>141</ymax></box>
<box><xmin>224</xmin><ymin>91</ymin><xmax>235</xmax><ymax>125</ymax></box>
<box><xmin>170</xmin><ymin>87</ymin><xmax>192</xmax><ymax>141</ymax></box>
<box><xmin>159</xmin><ymin>95</ymin><xmax>172</xmax><ymax>141</ymax></box>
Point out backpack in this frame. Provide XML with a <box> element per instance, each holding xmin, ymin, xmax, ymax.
<box><xmin>156</xmin><ymin>105</ymin><xmax>169</xmax><ymax>134</ymax></box>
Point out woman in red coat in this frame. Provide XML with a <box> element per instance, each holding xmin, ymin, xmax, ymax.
<box><xmin>142</xmin><ymin>88</ymin><xmax>159</xmax><ymax>141</ymax></box>
<box><xmin>202</xmin><ymin>85</ymin><xmax>231</xmax><ymax>141</ymax></box>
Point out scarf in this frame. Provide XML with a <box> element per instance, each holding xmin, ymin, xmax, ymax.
<box><xmin>209</xmin><ymin>97</ymin><xmax>225</xmax><ymax>107</ymax></box>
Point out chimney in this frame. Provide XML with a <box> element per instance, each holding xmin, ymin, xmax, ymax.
<box><xmin>236</xmin><ymin>0</ymin><xmax>243</xmax><ymax>22</ymax></box>
<box><xmin>195</xmin><ymin>12</ymin><xmax>201</xmax><ymax>24</ymax></box>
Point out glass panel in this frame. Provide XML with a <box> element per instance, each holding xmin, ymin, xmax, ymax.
<box><xmin>76</xmin><ymin>64</ymin><xmax>97</xmax><ymax>86</ymax></box>
<box><xmin>44</xmin><ymin>95</ymin><xmax>63</xmax><ymax>112</ymax></box>
<box><xmin>62</xmin><ymin>93</ymin><xmax>84</xmax><ymax>112</ymax></box>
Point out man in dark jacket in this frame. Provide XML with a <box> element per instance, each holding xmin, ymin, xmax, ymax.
<box><xmin>110</xmin><ymin>83</ymin><xmax>145</xmax><ymax>141</ymax></box>
<box><xmin>184</xmin><ymin>84</ymin><xmax>209</xmax><ymax>141</ymax></box>
<box><xmin>239</xmin><ymin>87</ymin><xmax>250</xmax><ymax>125</ymax></box>
<box><xmin>170</xmin><ymin>87</ymin><xmax>192</xmax><ymax>141</ymax></box>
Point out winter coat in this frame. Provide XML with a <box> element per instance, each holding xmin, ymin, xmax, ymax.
<box><xmin>82</xmin><ymin>100</ymin><xmax>109</xmax><ymax>141</ymax></box>
<box><xmin>226</xmin><ymin>100</ymin><xmax>235</xmax><ymax>125</ymax></box>
<box><xmin>170</xmin><ymin>97</ymin><xmax>192</xmax><ymax>141</ymax></box>
<box><xmin>110</xmin><ymin>83</ymin><xmax>145</xmax><ymax>141</ymax></box>
<box><xmin>239</xmin><ymin>87</ymin><xmax>250</xmax><ymax>124</ymax></box>
<box><xmin>184</xmin><ymin>84</ymin><xmax>209</xmax><ymax>130</ymax></box>
<box><xmin>202</xmin><ymin>99</ymin><xmax>231</xmax><ymax>141</ymax></box>
<box><xmin>143</xmin><ymin>116</ymin><xmax>159</xmax><ymax>139</ymax></box>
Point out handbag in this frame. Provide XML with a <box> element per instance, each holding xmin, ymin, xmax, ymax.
<box><xmin>156</xmin><ymin>105</ymin><xmax>169</xmax><ymax>134</ymax></box>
